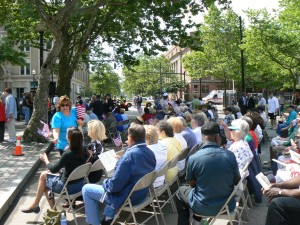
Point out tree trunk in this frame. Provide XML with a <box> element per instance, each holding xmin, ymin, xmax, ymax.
<box><xmin>23</xmin><ymin>40</ymin><xmax>63</xmax><ymax>142</ymax></box>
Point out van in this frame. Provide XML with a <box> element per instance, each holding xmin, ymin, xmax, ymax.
<box><xmin>202</xmin><ymin>90</ymin><xmax>236</xmax><ymax>105</ymax></box>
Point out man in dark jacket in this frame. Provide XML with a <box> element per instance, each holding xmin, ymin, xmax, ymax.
<box><xmin>247</xmin><ymin>92</ymin><xmax>255</xmax><ymax>110</ymax></box>
<box><xmin>238</xmin><ymin>92</ymin><xmax>248</xmax><ymax>115</ymax></box>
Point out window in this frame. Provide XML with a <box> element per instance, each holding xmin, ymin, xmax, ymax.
<box><xmin>202</xmin><ymin>85</ymin><xmax>209</xmax><ymax>93</ymax></box>
<box><xmin>20</xmin><ymin>41</ymin><xmax>30</xmax><ymax>52</ymax></box>
<box><xmin>20</xmin><ymin>59</ymin><xmax>31</xmax><ymax>75</ymax></box>
<box><xmin>193</xmin><ymin>85</ymin><xmax>198</xmax><ymax>89</ymax></box>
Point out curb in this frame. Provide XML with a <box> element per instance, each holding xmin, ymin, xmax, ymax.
<box><xmin>0</xmin><ymin>142</ymin><xmax>54</xmax><ymax>221</ymax></box>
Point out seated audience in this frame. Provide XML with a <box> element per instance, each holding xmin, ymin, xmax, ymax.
<box><xmin>191</xmin><ymin>112</ymin><xmax>209</xmax><ymax>144</ymax></box>
<box><xmin>21</xmin><ymin>127</ymin><xmax>88</xmax><ymax>213</ymax></box>
<box><xmin>175</xmin><ymin>122</ymin><xmax>240</xmax><ymax>225</ymax></box>
<box><xmin>179</xmin><ymin>117</ymin><xmax>197</xmax><ymax>149</ymax></box>
<box><xmin>157</xmin><ymin>121</ymin><xmax>181</xmax><ymax>182</ymax></box>
<box><xmin>144</xmin><ymin>125</ymin><xmax>167</xmax><ymax>188</ymax></box>
<box><xmin>263</xmin><ymin>176</ymin><xmax>300</xmax><ymax>225</ymax></box>
<box><xmin>167</xmin><ymin>117</ymin><xmax>188</xmax><ymax>172</ymax></box>
<box><xmin>114</xmin><ymin>108</ymin><xmax>129</xmax><ymax>132</ymax></box>
<box><xmin>82</xmin><ymin>124</ymin><xmax>156</xmax><ymax>225</ymax></box>
<box><xmin>142</xmin><ymin>107</ymin><xmax>154</xmax><ymax>124</ymax></box>
<box><xmin>277</xmin><ymin>105</ymin><xmax>297</xmax><ymax>136</ymax></box>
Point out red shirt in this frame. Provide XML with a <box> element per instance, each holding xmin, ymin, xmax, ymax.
<box><xmin>142</xmin><ymin>113</ymin><xmax>153</xmax><ymax>122</ymax></box>
<box><xmin>0</xmin><ymin>102</ymin><xmax>6</xmax><ymax>122</ymax></box>
<box><xmin>249</xmin><ymin>130</ymin><xmax>258</xmax><ymax>150</ymax></box>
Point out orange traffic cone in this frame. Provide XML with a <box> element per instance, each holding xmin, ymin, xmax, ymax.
<box><xmin>12</xmin><ymin>136</ymin><xmax>24</xmax><ymax>156</ymax></box>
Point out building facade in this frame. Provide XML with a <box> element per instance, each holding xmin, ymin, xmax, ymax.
<box><xmin>164</xmin><ymin>45</ymin><xmax>224</xmax><ymax>101</ymax></box>
<box><xmin>0</xmin><ymin>27</ymin><xmax>89</xmax><ymax>103</ymax></box>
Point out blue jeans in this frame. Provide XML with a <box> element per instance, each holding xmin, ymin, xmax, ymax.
<box><xmin>82</xmin><ymin>184</ymin><xmax>115</xmax><ymax>225</ymax></box>
<box><xmin>24</xmin><ymin>106</ymin><xmax>33</xmax><ymax>124</ymax></box>
<box><xmin>276</xmin><ymin>123</ymin><xmax>288</xmax><ymax>135</ymax></box>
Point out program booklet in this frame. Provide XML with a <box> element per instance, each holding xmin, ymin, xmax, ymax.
<box><xmin>256</xmin><ymin>172</ymin><xmax>271</xmax><ymax>190</ymax></box>
<box><xmin>98</xmin><ymin>150</ymin><xmax>118</xmax><ymax>177</ymax></box>
<box><xmin>289</xmin><ymin>150</ymin><xmax>300</xmax><ymax>165</ymax></box>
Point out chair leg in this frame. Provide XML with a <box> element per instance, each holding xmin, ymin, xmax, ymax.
<box><xmin>153</xmin><ymin>192</ymin><xmax>166</xmax><ymax>225</ymax></box>
<box><xmin>166</xmin><ymin>186</ymin><xmax>177</xmax><ymax>213</ymax></box>
<box><xmin>150</xmin><ymin>198</ymin><xmax>160</xmax><ymax>225</ymax></box>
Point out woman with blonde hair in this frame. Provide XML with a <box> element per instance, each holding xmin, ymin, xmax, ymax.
<box><xmin>167</xmin><ymin>117</ymin><xmax>188</xmax><ymax>172</ymax></box>
<box><xmin>87</xmin><ymin>120</ymin><xmax>107</xmax><ymax>183</ymax></box>
<box><xmin>144</xmin><ymin>125</ymin><xmax>167</xmax><ymax>188</ymax></box>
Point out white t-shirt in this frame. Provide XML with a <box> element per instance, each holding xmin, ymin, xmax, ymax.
<box><xmin>147</xmin><ymin>143</ymin><xmax>167</xmax><ymax>188</ymax></box>
<box><xmin>268</xmin><ymin>97</ymin><xmax>279</xmax><ymax>113</ymax></box>
<box><xmin>192</xmin><ymin>127</ymin><xmax>202</xmax><ymax>145</ymax></box>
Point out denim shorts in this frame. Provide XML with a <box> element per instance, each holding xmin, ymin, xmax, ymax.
<box><xmin>46</xmin><ymin>174</ymin><xmax>84</xmax><ymax>195</ymax></box>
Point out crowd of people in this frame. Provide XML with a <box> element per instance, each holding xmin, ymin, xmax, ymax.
<box><xmin>0</xmin><ymin>89</ymin><xmax>299</xmax><ymax>225</ymax></box>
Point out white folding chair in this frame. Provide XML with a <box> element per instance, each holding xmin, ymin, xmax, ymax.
<box><xmin>166</xmin><ymin>155</ymin><xmax>180</xmax><ymax>190</ymax></box>
<box><xmin>111</xmin><ymin>170</ymin><xmax>159</xmax><ymax>225</ymax></box>
<box><xmin>53</xmin><ymin>163</ymin><xmax>92</xmax><ymax>225</ymax></box>
<box><xmin>192</xmin><ymin>171</ymin><xmax>247</xmax><ymax>225</ymax></box>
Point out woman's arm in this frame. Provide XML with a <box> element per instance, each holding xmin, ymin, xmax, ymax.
<box><xmin>52</xmin><ymin>128</ymin><xmax>60</xmax><ymax>144</ymax></box>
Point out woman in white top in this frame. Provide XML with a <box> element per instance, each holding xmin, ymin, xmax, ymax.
<box><xmin>191</xmin><ymin>112</ymin><xmax>209</xmax><ymax>144</ymax></box>
<box><xmin>144</xmin><ymin>125</ymin><xmax>167</xmax><ymax>188</ymax></box>
<box><xmin>227</xmin><ymin>119</ymin><xmax>253</xmax><ymax>176</ymax></box>
<box><xmin>167</xmin><ymin>117</ymin><xmax>188</xmax><ymax>172</ymax></box>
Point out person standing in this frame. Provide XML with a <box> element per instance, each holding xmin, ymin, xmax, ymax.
<box><xmin>279</xmin><ymin>94</ymin><xmax>285</xmax><ymax>116</ymax></box>
<box><xmin>4</xmin><ymin>88</ymin><xmax>17</xmax><ymax>142</ymax></box>
<box><xmin>191</xmin><ymin>95</ymin><xmax>200</xmax><ymax>110</ymax></box>
<box><xmin>268</xmin><ymin>92</ymin><xmax>280</xmax><ymax>130</ymax></box>
<box><xmin>238</xmin><ymin>92</ymin><xmax>248</xmax><ymax>115</ymax></box>
<box><xmin>24</xmin><ymin>92</ymin><xmax>33</xmax><ymax>125</ymax></box>
<box><xmin>103</xmin><ymin>94</ymin><xmax>114</xmax><ymax>114</ymax></box>
<box><xmin>0</xmin><ymin>98</ymin><xmax>6</xmax><ymax>142</ymax></box>
<box><xmin>257</xmin><ymin>94</ymin><xmax>266</xmax><ymax>107</ymax></box>
<box><xmin>90</xmin><ymin>95</ymin><xmax>104</xmax><ymax>120</ymax></box>
<box><xmin>136</xmin><ymin>95</ymin><xmax>143</xmax><ymax>114</ymax></box>
<box><xmin>247</xmin><ymin>92</ymin><xmax>255</xmax><ymax>110</ymax></box>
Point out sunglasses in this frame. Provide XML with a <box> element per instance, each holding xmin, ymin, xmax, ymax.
<box><xmin>61</xmin><ymin>104</ymin><xmax>70</xmax><ymax>107</ymax></box>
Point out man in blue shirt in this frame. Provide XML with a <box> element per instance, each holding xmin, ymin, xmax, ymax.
<box><xmin>277</xmin><ymin>105</ymin><xmax>297</xmax><ymax>136</ymax></box>
<box><xmin>175</xmin><ymin>121</ymin><xmax>240</xmax><ymax>225</ymax></box>
<box><xmin>82</xmin><ymin>124</ymin><xmax>156</xmax><ymax>225</ymax></box>
<box><xmin>4</xmin><ymin>88</ymin><xmax>18</xmax><ymax>142</ymax></box>
<box><xmin>179</xmin><ymin>117</ymin><xmax>197</xmax><ymax>149</ymax></box>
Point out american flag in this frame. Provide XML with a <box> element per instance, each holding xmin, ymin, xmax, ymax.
<box><xmin>76</xmin><ymin>105</ymin><xmax>85</xmax><ymax>120</ymax></box>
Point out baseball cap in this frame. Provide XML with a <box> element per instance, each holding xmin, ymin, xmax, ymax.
<box><xmin>163</xmin><ymin>93</ymin><xmax>168</xmax><ymax>97</ymax></box>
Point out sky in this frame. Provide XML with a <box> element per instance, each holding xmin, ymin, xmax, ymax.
<box><xmin>231</xmin><ymin>0</ymin><xmax>279</xmax><ymax>16</ymax></box>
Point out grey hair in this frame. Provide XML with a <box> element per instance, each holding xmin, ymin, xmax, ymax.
<box><xmin>192</xmin><ymin>112</ymin><xmax>209</xmax><ymax>127</ymax></box>
<box><xmin>233</xmin><ymin>105</ymin><xmax>241</xmax><ymax>113</ymax></box>
<box><xmin>179</xmin><ymin>117</ymin><xmax>187</xmax><ymax>127</ymax></box>
<box><xmin>231</xmin><ymin>119</ymin><xmax>249</xmax><ymax>139</ymax></box>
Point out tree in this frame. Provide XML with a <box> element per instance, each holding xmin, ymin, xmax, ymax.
<box><xmin>3</xmin><ymin>0</ymin><xmax>230</xmax><ymax>142</ymax></box>
<box><xmin>122</xmin><ymin>54</ymin><xmax>178</xmax><ymax>97</ymax></box>
<box><xmin>244</xmin><ymin>5</ymin><xmax>300</xmax><ymax>94</ymax></box>
<box><xmin>183</xmin><ymin>5</ymin><xmax>241</xmax><ymax>103</ymax></box>
<box><xmin>0</xmin><ymin>37</ymin><xmax>26</xmax><ymax>66</ymax></box>
<box><xmin>90</xmin><ymin>64</ymin><xmax>121</xmax><ymax>96</ymax></box>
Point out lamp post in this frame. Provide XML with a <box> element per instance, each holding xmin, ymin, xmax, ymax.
<box><xmin>239</xmin><ymin>16</ymin><xmax>245</xmax><ymax>93</ymax></box>
<box><xmin>36</xmin><ymin>22</ymin><xmax>46</xmax><ymax>69</ymax></box>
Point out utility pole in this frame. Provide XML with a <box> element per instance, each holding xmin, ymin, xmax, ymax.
<box><xmin>160</xmin><ymin>62</ymin><xmax>162</xmax><ymax>95</ymax></box>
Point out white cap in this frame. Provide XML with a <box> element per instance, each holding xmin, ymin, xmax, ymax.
<box><xmin>163</xmin><ymin>93</ymin><xmax>168</xmax><ymax>97</ymax></box>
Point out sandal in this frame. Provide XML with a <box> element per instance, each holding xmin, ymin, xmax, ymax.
<box><xmin>62</xmin><ymin>201</ymin><xmax>76</xmax><ymax>208</ymax></box>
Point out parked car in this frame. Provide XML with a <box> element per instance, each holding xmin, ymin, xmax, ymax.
<box><xmin>127</xmin><ymin>97</ymin><xmax>154</xmax><ymax>107</ymax></box>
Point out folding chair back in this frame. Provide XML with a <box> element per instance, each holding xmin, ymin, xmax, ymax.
<box><xmin>187</xmin><ymin>143</ymin><xmax>201</xmax><ymax>159</ymax></box>
<box><xmin>178</xmin><ymin>147</ymin><xmax>190</xmax><ymax>161</ymax></box>
<box><xmin>193</xmin><ymin>171</ymin><xmax>247</xmax><ymax>225</ymax></box>
<box><xmin>168</xmin><ymin>155</ymin><xmax>179</xmax><ymax>170</ymax></box>
<box><xmin>155</xmin><ymin>161</ymin><xmax>169</xmax><ymax>178</ymax></box>
<box><xmin>111</xmin><ymin>170</ymin><xmax>158</xmax><ymax>225</ymax></box>
<box><xmin>53</xmin><ymin>163</ymin><xmax>92</xmax><ymax>225</ymax></box>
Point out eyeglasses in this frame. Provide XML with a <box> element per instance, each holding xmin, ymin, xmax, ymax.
<box><xmin>229</xmin><ymin>129</ymin><xmax>238</xmax><ymax>131</ymax></box>
<box><xmin>61</xmin><ymin>104</ymin><xmax>69</xmax><ymax>107</ymax></box>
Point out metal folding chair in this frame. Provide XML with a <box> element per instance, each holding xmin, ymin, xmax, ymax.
<box><xmin>53</xmin><ymin>163</ymin><xmax>92</xmax><ymax>225</ymax></box>
<box><xmin>111</xmin><ymin>171</ymin><xmax>159</xmax><ymax>225</ymax></box>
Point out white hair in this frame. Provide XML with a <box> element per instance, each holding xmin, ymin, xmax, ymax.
<box><xmin>231</xmin><ymin>119</ymin><xmax>249</xmax><ymax>139</ymax></box>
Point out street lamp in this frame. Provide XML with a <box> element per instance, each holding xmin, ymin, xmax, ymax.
<box><xmin>31</xmin><ymin>69</ymin><xmax>37</xmax><ymax>93</ymax></box>
<box><xmin>36</xmin><ymin>22</ymin><xmax>46</xmax><ymax>69</ymax></box>
<box><xmin>238</xmin><ymin>16</ymin><xmax>245</xmax><ymax>93</ymax></box>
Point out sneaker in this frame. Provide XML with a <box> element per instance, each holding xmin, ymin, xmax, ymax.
<box><xmin>7</xmin><ymin>138</ymin><xmax>16</xmax><ymax>142</ymax></box>
<box><xmin>101</xmin><ymin>218</ymin><xmax>113</xmax><ymax>225</ymax></box>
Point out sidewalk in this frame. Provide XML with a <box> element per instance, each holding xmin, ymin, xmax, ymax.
<box><xmin>0</xmin><ymin>121</ymin><xmax>53</xmax><ymax>221</ymax></box>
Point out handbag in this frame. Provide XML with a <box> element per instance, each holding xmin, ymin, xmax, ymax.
<box><xmin>44</xmin><ymin>209</ymin><xmax>62</xmax><ymax>225</ymax></box>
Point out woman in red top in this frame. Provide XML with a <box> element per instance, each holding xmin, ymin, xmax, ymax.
<box><xmin>0</xmin><ymin>98</ymin><xmax>6</xmax><ymax>142</ymax></box>
<box><xmin>142</xmin><ymin>107</ymin><xmax>153</xmax><ymax>123</ymax></box>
